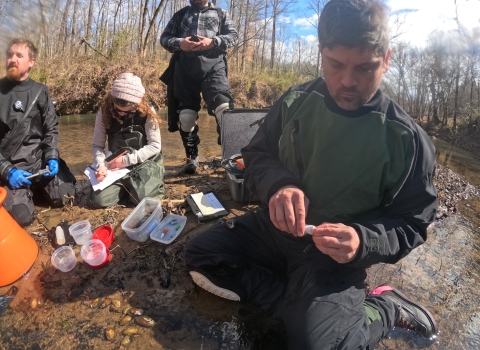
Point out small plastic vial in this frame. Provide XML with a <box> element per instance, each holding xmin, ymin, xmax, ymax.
<box><xmin>55</xmin><ymin>226</ymin><xmax>66</xmax><ymax>245</ymax></box>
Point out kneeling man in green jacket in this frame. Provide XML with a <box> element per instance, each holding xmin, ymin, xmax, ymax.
<box><xmin>186</xmin><ymin>0</ymin><xmax>439</xmax><ymax>348</ymax></box>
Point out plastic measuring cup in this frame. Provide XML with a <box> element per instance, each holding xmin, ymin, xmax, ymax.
<box><xmin>69</xmin><ymin>220</ymin><xmax>92</xmax><ymax>245</ymax></box>
<box><xmin>80</xmin><ymin>239</ymin><xmax>107</xmax><ymax>267</ymax></box>
<box><xmin>51</xmin><ymin>246</ymin><xmax>77</xmax><ymax>272</ymax></box>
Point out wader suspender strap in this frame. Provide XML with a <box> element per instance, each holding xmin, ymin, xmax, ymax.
<box><xmin>0</xmin><ymin>88</ymin><xmax>43</xmax><ymax>153</ymax></box>
<box><xmin>216</xmin><ymin>8</ymin><xmax>223</xmax><ymax>35</ymax></box>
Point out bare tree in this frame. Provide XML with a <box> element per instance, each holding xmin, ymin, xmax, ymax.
<box><xmin>269</xmin><ymin>0</ymin><xmax>296</xmax><ymax>70</ymax></box>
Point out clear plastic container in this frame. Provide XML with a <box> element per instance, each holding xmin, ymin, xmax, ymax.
<box><xmin>121</xmin><ymin>197</ymin><xmax>163</xmax><ymax>242</ymax></box>
<box><xmin>51</xmin><ymin>246</ymin><xmax>77</xmax><ymax>272</ymax></box>
<box><xmin>69</xmin><ymin>220</ymin><xmax>92</xmax><ymax>245</ymax></box>
<box><xmin>150</xmin><ymin>214</ymin><xmax>187</xmax><ymax>244</ymax></box>
<box><xmin>80</xmin><ymin>239</ymin><xmax>107</xmax><ymax>266</ymax></box>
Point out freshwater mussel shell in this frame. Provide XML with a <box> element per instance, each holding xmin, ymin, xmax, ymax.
<box><xmin>105</xmin><ymin>328</ymin><xmax>115</xmax><ymax>340</ymax></box>
<box><xmin>120</xmin><ymin>335</ymin><xmax>131</xmax><ymax>347</ymax></box>
<box><xmin>135</xmin><ymin>315</ymin><xmax>155</xmax><ymax>327</ymax></box>
<box><xmin>89</xmin><ymin>298</ymin><xmax>101</xmax><ymax>308</ymax></box>
<box><xmin>126</xmin><ymin>307</ymin><xmax>144</xmax><ymax>316</ymax></box>
<box><xmin>111</xmin><ymin>299</ymin><xmax>121</xmax><ymax>308</ymax></box>
<box><xmin>99</xmin><ymin>298</ymin><xmax>112</xmax><ymax>308</ymax></box>
<box><xmin>120</xmin><ymin>315</ymin><xmax>133</xmax><ymax>325</ymax></box>
<box><xmin>122</xmin><ymin>327</ymin><xmax>139</xmax><ymax>336</ymax></box>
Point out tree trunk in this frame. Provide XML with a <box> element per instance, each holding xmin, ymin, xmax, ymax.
<box><xmin>70</xmin><ymin>0</ymin><xmax>79</xmax><ymax>53</ymax></box>
<box><xmin>453</xmin><ymin>58</ymin><xmax>460</xmax><ymax>133</ymax></box>
<box><xmin>141</xmin><ymin>0</ymin><xmax>166</xmax><ymax>58</ymax></box>
<box><xmin>270</xmin><ymin>10</ymin><xmax>276</xmax><ymax>70</ymax></box>
<box><xmin>85</xmin><ymin>0</ymin><xmax>94</xmax><ymax>54</ymax></box>
<box><xmin>260</xmin><ymin>2</ymin><xmax>267</xmax><ymax>70</ymax></box>
<box><xmin>58</xmin><ymin>0</ymin><xmax>72</xmax><ymax>52</ymax></box>
<box><xmin>139</xmin><ymin>0</ymin><xmax>149</xmax><ymax>54</ymax></box>
<box><xmin>241</xmin><ymin>0</ymin><xmax>251</xmax><ymax>73</ymax></box>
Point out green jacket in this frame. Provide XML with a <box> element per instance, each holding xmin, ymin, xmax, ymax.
<box><xmin>243</xmin><ymin>78</ymin><xmax>437</xmax><ymax>268</ymax></box>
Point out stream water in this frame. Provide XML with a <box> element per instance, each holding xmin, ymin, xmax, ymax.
<box><xmin>1</xmin><ymin>112</ymin><xmax>480</xmax><ymax>349</ymax></box>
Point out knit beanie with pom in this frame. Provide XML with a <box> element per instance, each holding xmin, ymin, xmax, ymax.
<box><xmin>111</xmin><ymin>73</ymin><xmax>145</xmax><ymax>104</ymax></box>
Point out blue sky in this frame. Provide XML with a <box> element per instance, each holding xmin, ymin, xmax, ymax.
<box><xmin>281</xmin><ymin>0</ymin><xmax>480</xmax><ymax>47</ymax></box>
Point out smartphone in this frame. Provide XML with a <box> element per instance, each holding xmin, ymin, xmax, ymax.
<box><xmin>105</xmin><ymin>149</ymin><xmax>127</xmax><ymax>162</ymax></box>
<box><xmin>190</xmin><ymin>34</ymin><xmax>200</xmax><ymax>42</ymax></box>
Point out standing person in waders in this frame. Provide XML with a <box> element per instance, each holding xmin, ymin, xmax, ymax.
<box><xmin>160</xmin><ymin>0</ymin><xmax>238</xmax><ymax>174</ymax></box>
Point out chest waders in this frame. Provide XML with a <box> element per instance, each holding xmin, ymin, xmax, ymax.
<box><xmin>171</xmin><ymin>6</ymin><xmax>230</xmax><ymax>171</ymax></box>
<box><xmin>99</xmin><ymin>113</ymin><xmax>165</xmax><ymax>204</ymax></box>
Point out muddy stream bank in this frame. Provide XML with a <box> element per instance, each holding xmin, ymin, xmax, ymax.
<box><xmin>1</xmin><ymin>113</ymin><xmax>480</xmax><ymax>350</ymax></box>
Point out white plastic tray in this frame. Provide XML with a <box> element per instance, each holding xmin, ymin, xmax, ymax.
<box><xmin>150</xmin><ymin>214</ymin><xmax>187</xmax><ymax>244</ymax></box>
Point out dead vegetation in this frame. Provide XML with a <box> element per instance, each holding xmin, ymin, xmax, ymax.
<box><xmin>33</xmin><ymin>57</ymin><xmax>285</xmax><ymax>116</ymax></box>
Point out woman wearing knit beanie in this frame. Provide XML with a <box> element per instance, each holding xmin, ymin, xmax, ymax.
<box><xmin>90</xmin><ymin>73</ymin><xmax>165</xmax><ymax>207</ymax></box>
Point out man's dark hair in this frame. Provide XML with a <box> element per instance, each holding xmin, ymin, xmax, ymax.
<box><xmin>318</xmin><ymin>0</ymin><xmax>390</xmax><ymax>56</ymax></box>
<box><xmin>7</xmin><ymin>38</ymin><xmax>38</xmax><ymax>59</ymax></box>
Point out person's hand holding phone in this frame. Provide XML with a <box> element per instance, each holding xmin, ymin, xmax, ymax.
<box><xmin>180</xmin><ymin>35</ymin><xmax>202</xmax><ymax>51</ymax></box>
<box><xmin>190</xmin><ymin>35</ymin><xmax>214</xmax><ymax>51</ymax></box>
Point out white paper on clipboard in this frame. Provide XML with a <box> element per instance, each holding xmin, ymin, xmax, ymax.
<box><xmin>190</xmin><ymin>192</ymin><xmax>227</xmax><ymax>216</ymax></box>
<box><xmin>84</xmin><ymin>165</ymin><xmax>130</xmax><ymax>191</ymax></box>
<box><xmin>84</xmin><ymin>151</ymin><xmax>130</xmax><ymax>191</ymax></box>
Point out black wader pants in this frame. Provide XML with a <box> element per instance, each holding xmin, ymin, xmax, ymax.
<box><xmin>1</xmin><ymin>175</ymin><xmax>70</xmax><ymax>227</ymax></box>
<box><xmin>174</xmin><ymin>50</ymin><xmax>233</xmax><ymax>157</ymax></box>
<box><xmin>185</xmin><ymin>209</ymin><xmax>398</xmax><ymax>350</ymax></box>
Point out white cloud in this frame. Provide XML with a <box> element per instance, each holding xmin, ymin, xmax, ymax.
<box><xmin>279</xmin><ymin>14</ymin><xmax>291</xmax><ymax>24</ymax></box>
<box><xmin>387</xmin><ymin>0</ymin><xmax>480</xmax><ymax>47</ymax></box>
<box><xmin>303</xmin><ymin>34</ymin><xmax>318</xmax><ymax>44</ymax></box>
<box><xmin>293</xmin><ymin>14</ymin><xmax>318</xmax><ymax>29</ymax></box>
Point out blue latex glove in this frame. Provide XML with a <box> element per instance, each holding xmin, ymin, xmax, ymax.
<box><xmin>7</xmin><ymin>168</ymin><xmax>32</xmax><ymax>189</ymax></box>
<box><xmin>44</xmin><ymin>159</ymin><xmax>59</xmax><ymax>177</ymax></box>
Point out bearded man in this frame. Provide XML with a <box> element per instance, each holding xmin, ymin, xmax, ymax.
<box><xmin>160</xmin><ymin>0</ymin><xmax>238</xmax><ymax>174</ymax></box>
<box><xmin>0</xmin><ymin>38</ymin><xmax>75</xmax><ymax>226</ymax></box>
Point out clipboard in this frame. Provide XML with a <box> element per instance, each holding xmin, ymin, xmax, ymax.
<box><xmin>186</xmin><ymin>191</ymin><xmax>229</xmax><ymax>221</ymax></box>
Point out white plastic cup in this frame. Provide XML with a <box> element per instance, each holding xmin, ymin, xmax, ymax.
<box><xmin>80</xmin><ymin>239</ymin><xmax>107</xmax><ymax>266</ymax></box>
<box><xmin>51</xmin><ymin>246</ymin><xmax>77</xmax><ymax>272</ymax></box>
<box><xmin>69</xmin><ymin>220</ymin><xmax>93</xmax><ymax>245</ymax></box>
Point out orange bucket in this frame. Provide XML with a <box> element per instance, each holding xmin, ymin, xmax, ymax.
<box><xmin>0</xmin><ymin>187</ymin><xmax>38</xmax><ymax>287</ymax></box>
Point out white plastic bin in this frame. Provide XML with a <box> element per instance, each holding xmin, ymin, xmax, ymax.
<box><xmin>121</xmin><ymin>197</ymin><xmax>163</xmax><ymax>242</ymax></box>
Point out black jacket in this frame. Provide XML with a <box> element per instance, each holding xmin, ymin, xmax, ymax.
<box><xmin>0</xmin><ymin>77</ymin><xmax>59</xmax><ymax>181</ymax></box>
<box><xmin>242</xmin><ymin>78</ymin><xmax>438</xmax><ymax>268</ymax></box>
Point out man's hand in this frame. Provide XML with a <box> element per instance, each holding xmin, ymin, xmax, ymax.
<box><xmin>7</xmin><ymin>168</ymin><xmax>32</xmax><ymax>189</ymax></box>
<box><xmin>311</xmin><ymin>223</ymin><xmax>360</xmax><ymax>263</ymax></box>
<box><xmin>107</xmin><ymin>156</ymin><xmax>125</xmax><ymax>171</ymax></box>
<box><xmin>95</xmin><ymin>165</ymin><xmax>107</xmax><ymax>181</ymax></box>
<box><xmin>44</xmin><ymin>159</ymin><xmax>59</xmax><ymax>177</ymax></box>
<box><xmin>190</xmin><ymin>35</ymin><xmax>214</xmax><ymax>51</ymax></box>
<box><xmin>179</xmin><ymin>37</ymin><xmax>202</xmax><ymax>51</ymax></box>
<box><xmin>269</xmin><ymin>185</ymin><xmax>309</xmax><ymax>236</ymax></box>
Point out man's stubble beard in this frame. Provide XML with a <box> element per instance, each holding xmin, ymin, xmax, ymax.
<box><xmin>327</xmin><ymin>83</ymin><xmax>378</xmax><ymax>111</ymax></box>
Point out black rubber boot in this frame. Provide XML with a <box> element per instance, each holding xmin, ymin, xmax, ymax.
<box><xmin>370</xmin><ymin>285</ymin><xmax>438</xmax><ymax>339</ymax></box>
<box><xmin>180</xmin><ymin>125</ymin><xmax>200</xmax><ymax>174</ymax></box>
